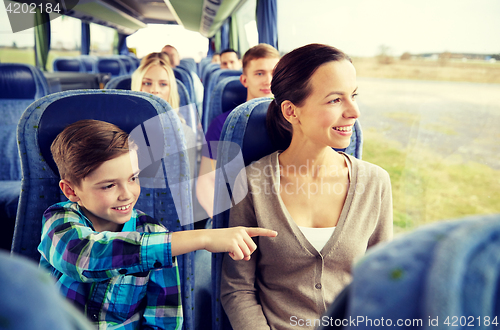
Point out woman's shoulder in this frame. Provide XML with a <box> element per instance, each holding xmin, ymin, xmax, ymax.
<box><xmin>345</xmin><ymin>153</ymin><xmax>391</xmax><ymax>184</ymax></box>
<box><xmin>245</xmin><ymin>151</ymin><xmax>279</xmax><ymax>173</ymax></box>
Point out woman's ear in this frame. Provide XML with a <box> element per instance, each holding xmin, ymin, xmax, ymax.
<box><xmin>281</xmin><ymin>100</ymin><xmax>299</xmax><ymax>125</ymax></box>
<box><xmin>59</xmin><ymin>180</ymin><xmax>80</xmax><ymax>202</ymax></box>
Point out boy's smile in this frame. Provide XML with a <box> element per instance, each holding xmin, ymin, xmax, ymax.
<box><xmin>65</xmin><ymin>152</ymin><xmax>141</xmax><ymax>232</ymax></box>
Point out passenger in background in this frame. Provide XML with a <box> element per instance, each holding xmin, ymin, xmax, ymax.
<box><xmin>211</xmin><ymin>53</ymin><xmax>221</xmax><ymax>64</ymax></box>
<box><xmin>161</xmin><ymin>44</ymin><xmax>181</xmax><ymax>68</ymax></box>
<box><xmin>131</xmin><ymin>52</ymin><xmax>180</xmax><ymax>112</ymax></box>
<box><xmin>221</xmin><ymin>44</ymin><xmax>393</xmax><ymax>330</ymax></box>
<box><xmin>220</xmin><ymin>48</ymin><xmax>242</xmax><ymax>70</ymax></box>
<box><xmin>196</xmin><ymin>44</ymin><xmax>280</xmax><ymax>218</ymax></box>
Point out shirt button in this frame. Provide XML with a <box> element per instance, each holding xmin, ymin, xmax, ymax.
<box><xmin>91</xmin><ymin>314</ymin><xmax>98</xmax><ymax>321</ymax></box>
<box><xmin>315</xmin><ymin>283</ymin><xmax>322</xmax><ymax>289</ymax></box>
<box><xmin>119</xmin><ymin>269</ymin><xmax>128</xmax><ymax>274</ymax></box>
<box><xmin>154</xmin><ymin>261</ymin><xmax>162</xmax><ymax>268</ymax></box>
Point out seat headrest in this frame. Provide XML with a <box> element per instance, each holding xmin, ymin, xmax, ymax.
<box><xmin>53</xmin><ymin>58</ymin><xmax>83</xmax><ymax>72</ymax></box>
<box><xmin>0</xmin><ymin>64</ymin><xmax>38</xmax><ymax>99</ymax></box>
<box><xmin>38</xmin><ymin>92</ymin><xmax>167</xmax><ymax>176</ymax></box>
<box><xmin>221</xmin><ymin>79</ymin><xmax>247</xmax><ymax>114</ymax></box>
<box><xmin>240</xmin><ymin>99</ymin><xmax>284</xmax><ymax>165</ymax></box>
<box><xmin>97</xmin><ymin>58</ymin><xmax>125</xmax><ymax>76</ymax></box>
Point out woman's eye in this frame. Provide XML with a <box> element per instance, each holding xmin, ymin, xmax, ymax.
<box><xmin>131</xmin><ymin>176</ymin><xmax>139</xmax><ymax>183</ymax></box>
<box><xmin>329</xmin><ymin>98</ymin><xmax>341</xmax><ymax>104</ymax></box>
<box><xmin>142</xmin><ymin>82</ymin><xmax>151</xmax><ymax>86</ymax></box>
<box><xmin>352</xmin><ymin>93</ymin><xmax>358</xmax><ymax>100</ymax></box>
<box><xmin>161</xmin><ymin>83</ymin><xmax>168</xmax><ymax>87</ymax></box>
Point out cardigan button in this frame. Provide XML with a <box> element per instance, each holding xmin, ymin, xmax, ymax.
<box><xmin>154</xmin><ymin>261</ymin><xmax>162</xmax><ymax>268</ymax></box>
<box><xmin>315</xmin><ymin>283</ymin><xmax>322</xmax><ymax>289</ymax></box>
<box><xmin>119</xmin><ymin>269</ymin><xmax>128</xmax><ymax>274</ymax></box>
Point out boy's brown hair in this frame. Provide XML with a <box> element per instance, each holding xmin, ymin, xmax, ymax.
<box><xmin>242</xmin><ymin>43</ymin><xmax>280</xmax><ymax>74</ymax></box>
<box><xmin>51</xmin><ymin>119</ymin><xmax>130</xmax><ymax>187</ymax></box>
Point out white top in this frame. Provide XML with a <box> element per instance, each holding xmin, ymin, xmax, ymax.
<box><xmin>297</xmin><ymin>226</ymin><xmax>336</xmax><ymax>252</ymax></box>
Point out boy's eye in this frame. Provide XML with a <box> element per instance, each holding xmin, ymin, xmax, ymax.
<box><xmin>102</xmin><ymin>184</ymin><xmax>115</xmax><ymax>190</ymax></box>
<box><xmin>352</xmin><ymin>93</ymin><xmax>358</xmax><ymax>100</ymax></box>
<box><xmin>131</xmin><ymin>176</ymin><xmax>139</xmax><ymax>183</ymax></box>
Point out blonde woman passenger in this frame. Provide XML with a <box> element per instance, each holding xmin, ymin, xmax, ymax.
<box><xmin>221</xmin><ymin>44</ymin><xmax>393</xmax><ymax>330</ymax></box>
<box><xmin>131</xmin><ymin>52</ymin><xmax>197</xmax><ymax>179</ymax></box>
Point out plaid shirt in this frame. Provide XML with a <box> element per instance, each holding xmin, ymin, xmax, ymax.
<box><xmin>39</xmin><ymin>201</ymin><xmax>183</xmax><ymax>330</ymax></box>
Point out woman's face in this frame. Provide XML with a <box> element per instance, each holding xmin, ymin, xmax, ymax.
<box><xmin>292</xmin><ymin>59</ymin><xmax>360</xmax><ymax>149</ymax></box>
<box><xmin>141</xmin><ymin>65</ymin><xmax>171</xmax><ymax>102</ymax></box>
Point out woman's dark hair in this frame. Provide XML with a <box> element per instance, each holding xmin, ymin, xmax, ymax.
<box><xmin>266</xmin><ymin>43</ymin><xmax>351</xmax><ymax>148</ymax></box>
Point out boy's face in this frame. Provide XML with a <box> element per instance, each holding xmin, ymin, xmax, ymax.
<box><xmin>69</xmin><ymin>152</ymin><xmax>140</xmax><ymax>232</ymax></box>
<box><xmin>240</xmin><ymin>57</ymin><xmax>280</xmax><ymax>101</ymax></box>
<box><xmin>220</xmin><ymin>52</ymin><xmax>241</xmax><ymax>70</ymax></box>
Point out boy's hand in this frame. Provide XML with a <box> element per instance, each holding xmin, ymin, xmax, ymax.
<box><xmin>205</xmin><ymin>227</ymin><xmax>277</xmax><ymax>261</ymax></box>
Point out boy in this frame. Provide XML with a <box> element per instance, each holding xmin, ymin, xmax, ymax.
<box><xmin>196</xmin><ymin>44</ymin><xmax>280</xmax><ymax>218</ymax></box>
<box><xmin>38</xmin><ymin>119</ymin><xmax>276</xmax><ymax>329</ymax></box>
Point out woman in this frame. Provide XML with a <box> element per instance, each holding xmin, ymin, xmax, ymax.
<box><xmin>221</xmin><ymin>44</ymin><xmax>393</xmax><ymax>330</ymax></box>
<box><xmin>131</xmin><ymin>52</ymin><xmax>181</xmax><ymax>119</ymax></box>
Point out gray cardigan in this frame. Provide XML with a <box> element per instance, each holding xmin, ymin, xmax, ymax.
<box><xmin>221</xmin><ymin>151</ymin><xmax>393</xmax><ymax>330</ymax></box>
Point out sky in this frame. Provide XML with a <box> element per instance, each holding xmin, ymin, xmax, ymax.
<box><xmin>1</xmin><ymin>0</ymin><xmax>499</xmax><ymax>58</ymax></box>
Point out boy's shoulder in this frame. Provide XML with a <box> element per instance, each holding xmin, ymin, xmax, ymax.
<box><xmin>134</xmin><ymin>208</ymin><xmax>168</xmax><ymax>233</ymax></box>
<box><xmin>43</xmin><ymin>201</ymin><xmax>83</xmax><ymax>221</ymax></box>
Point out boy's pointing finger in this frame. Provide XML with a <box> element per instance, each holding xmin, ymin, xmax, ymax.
<box><xmin>246</xmin><ymin>228</ymin><xmax>278</xmax><ymax>238</ymax></box>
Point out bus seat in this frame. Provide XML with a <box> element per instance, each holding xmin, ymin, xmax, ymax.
<box><xmin>115</xmin><ymin>55</ymin><xmax>136</xmax><ymax>74</ymax></box>
<box><xmin>96</xmin><ymin>57</ymin><xmax>128</xmax><ymax>77</ymax></box>
<box><xmin>211</xmin><ymin>97</ymin><xmax>363</xmax><ymax>330</ymax></box>
<box><xmin>53</xmin><ymin>57</ymin><xmax>86</xmax><ymax>72</ymax></box>
<box><xmin>198</xmin><ymin>57</ymin><xmax>213</xmax><ymax>78</ymax></box>
<box><xmin>319</xmin><ymin>213</ymin><xmax>500</xmax><ymax>329</ymax></box>
<box><xmin>201</xmin><ymin>63</ymin><xmax>220</xmax><ymax>85</ymax></box>
<box><xmin>0</xmin><ymin>250</ymin><xmax>96</xmax><ymax>329</ymax></box>
<box><xmin>203</xmin><ymin>76</ymin><xmax>246</xmax><ymax>132</ymax></box>
<box><xmin>0</xmin><ymin>63</ymin><xmax>50</xmax><ymax>251</ymax></box>
<box><xmin>179</xmin><ymin>58</ymin><xmax>197</xmax><ymax>76</ymax></box>
<box><xmin>104</xmin><ymin>74</ymin><xmax>132</xmax><ymax>90</ymax></box>
<box><xmin>203</xmin><ymin>69</ymin><xmax>242</xmax><ymax>123</ymax></box>
<box><xmin>79</xmin><ymin>55</ymin><xmax>98</xmax><ymax>73</ymax></box>
<box><xmin>12</xmin><ymin>89</ymin><xmax>196</xmax><ymax>330</ymax></box>
<box><xmin>174</xmin><ymin>67</ymin><xmax>195</xmax><ymax>103</ymax></box>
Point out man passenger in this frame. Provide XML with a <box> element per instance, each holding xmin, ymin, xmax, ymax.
<box><xmin>220</xmin><ymin>49</ymin><xmax>242</xmax><ymax>70</ymax></box>
<box><xmin>196</xmin><ymin>44</ymin><xmax>280</xmax><ymax>218</ymax></box>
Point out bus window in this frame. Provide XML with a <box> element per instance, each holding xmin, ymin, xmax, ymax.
<box><xmin>47</xmin><ymin>16</ymin><xmax>81</xmax><ymax>71</ymax></box>
<box><xmin>89</xmin><ymin>23</ymin><xmax>115</xmax><ymax>56</ymax></box>
<box><xmin>277</xmin><ymin>0</ymin><xmax>500</xmax><ymax>233</ymax></box>
<box><xmin>0</xmin><ymin>2</ymin><xmax>35</xmax><ymax>65</ymax></box>
<box><xmin>233</xmin><ymin>0</ymin><xmax>258</xmax><ymax>55</ymax></box>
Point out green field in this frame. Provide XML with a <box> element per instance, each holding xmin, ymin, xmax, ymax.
<box><xmin>0</xmin><ymin>48</ymin><xmax>81</xmax><ymax>71</ymax></box>
<box><xmin>363</xmin><ymin>128</ymin><xmax>500</xmax><ymax>234</ymax></box>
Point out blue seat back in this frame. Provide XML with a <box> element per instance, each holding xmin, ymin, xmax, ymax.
<box><xmin>78</xmin><ymin>55</ymin><xmax>98</xmax><ymax>73</ymax></box>
<box><xmin>211</xmin><ymin>98</ymin><xmax>363</xmax><ymax>330</ymax></box>
<box><xmin>0</xmin><ymin>63</ymin><xmax>50</xmax><ymax>181</ymax></box>
<box><xmin>174</xmin><ymin>67</ymin><xmax>195</xmax><ymax>102</ymax></box>
<box><xmin>96</xmin><ymin>57</ymin><xmax>128</xmax><ymax>77</ymax></box>
<box><xmin>203</xmin><ymin>76</ymin><xmax>247</xmax><ymax>132</ymax></box>
<box><xmin>179</xmin><ymin>58</ymin><xmax>197</xmax><ymax>76</ymax></box>
<box><xmin>203</xmin><ymin>69</ymin><xmax>241</xmax><ymax>120</ymax></box>
<box><xmin>53</xmin><ymin>57</ymin><xmax>86</xmax><ymax>72</ymax></box>
<box><xmin>320</xmin><ymin>213</ymin><xmax>500</xmax><ymax>329</ymax></box>
<box><xmin>12</xmin><ymin>89</ymin><xmax>195</xmax><ymax>330</ymax></box>
<box><xmin>104</xmin><ymin>75</ymin><xmax>132</xmax><ymax>90</ymax></box>
<box><xmin>198</xmin><ymin>57</ymin><xmax>212</xmax><ymax>77</ymax></box>
<box><xmin>201</xmin><ymin>63</ymin><xmax>220</xmax><ymax>85</ymax></box>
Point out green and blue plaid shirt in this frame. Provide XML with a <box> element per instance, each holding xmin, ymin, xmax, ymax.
<box><xmin>39</xmin><ymin>201</ymin><xmax>183</xmax><ymax>329</ymax></box>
